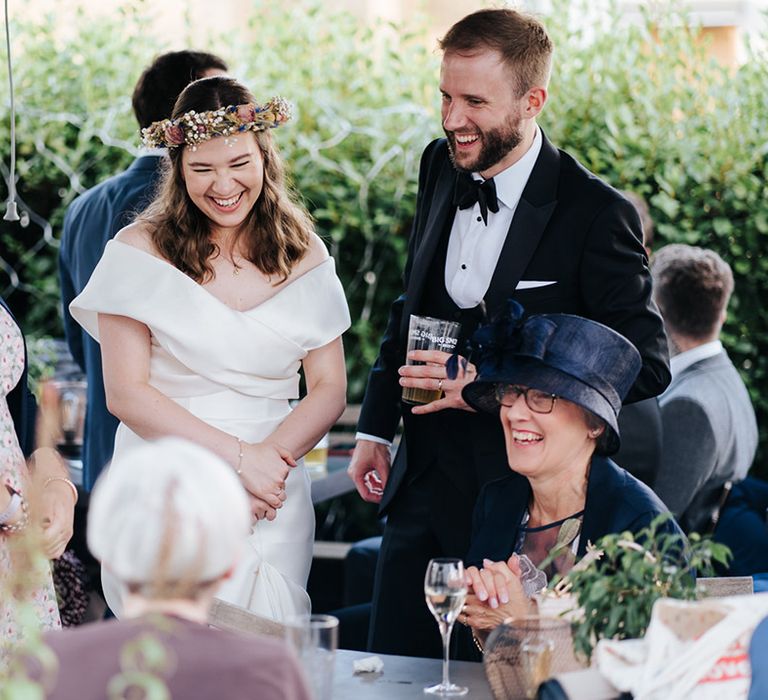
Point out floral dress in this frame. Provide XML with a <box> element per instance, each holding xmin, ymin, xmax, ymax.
<box><xmin>0</xmin><ymin>306</ymin><xmax>60</xmax><ymax>662</ymax></box>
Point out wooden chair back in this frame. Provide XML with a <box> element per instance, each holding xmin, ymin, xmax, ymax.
<box><xmin>208</xmin><ymin>598</ymin><xmax>286</xmax><ymax>638</ymax></box>
<box><xmin>696</xmin><ymin>576</ymin><xmax>754</xmax><ymax>598</ymax></box>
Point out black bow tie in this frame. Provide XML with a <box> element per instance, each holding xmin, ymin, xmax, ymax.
<box><xmin>453</xmin><ymin>174</ymin><xmax>500</xmax><ymax>225</ymax></box>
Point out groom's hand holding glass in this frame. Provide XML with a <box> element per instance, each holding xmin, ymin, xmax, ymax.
<box><xmin>349</xmin><ymin>352</ymin><xmax>477</xmax><ymax>503</ymax></box>
<box><xmin>398</xmin><ymin>350</ymin><xmax>478</xmax><ymax>416</ymax></box>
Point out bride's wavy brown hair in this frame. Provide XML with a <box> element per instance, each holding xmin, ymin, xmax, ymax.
<box><xmin>140</xmin><ymin>76</ymin><xmax>312</xmax><ymax>283</ymax></box>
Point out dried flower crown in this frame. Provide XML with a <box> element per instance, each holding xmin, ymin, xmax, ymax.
<box><xmin>141</xmin><ymin>96</ymin><xmax>292</xmax><ymax>149</ymax></box>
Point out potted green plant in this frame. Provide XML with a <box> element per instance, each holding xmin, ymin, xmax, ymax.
<box><xmin>545</xmin><ymin>514</ymin><xmax>732</xmax><ymax>661</ymax></box>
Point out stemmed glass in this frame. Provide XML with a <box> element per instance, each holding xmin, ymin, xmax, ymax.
<box><xmin>424</xmin><ymin>558</ymin><xmax>469</xmax><ymax>696</ymax></box>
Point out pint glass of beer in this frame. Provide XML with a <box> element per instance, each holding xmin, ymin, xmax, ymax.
<box><xmin>401</xmin><ymin>315</ymin><xmax>461</xmax><ymax>405</ymax></box>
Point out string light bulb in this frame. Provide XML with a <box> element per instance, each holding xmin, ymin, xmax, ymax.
<box><xmin>3</xmin><ymin>0</ymin><xmax>20</xmax><ymax>222</ymax></box>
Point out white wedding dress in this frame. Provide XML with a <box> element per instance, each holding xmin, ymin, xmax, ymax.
<box><xmin>70</xmin><ymin>240</ymin><xmax>350</xmax><ymax>621</ymax></box>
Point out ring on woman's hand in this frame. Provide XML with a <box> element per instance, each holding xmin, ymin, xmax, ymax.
<box><xmin>437</xmin><ymin>378</ymin><xmax>444</xmax><ymax>392</ymax></box>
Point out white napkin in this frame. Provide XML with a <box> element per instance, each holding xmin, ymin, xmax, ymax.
<box><xmin>353</xmin><ymin>655</ymin><xmax>384</xmax><ymax>674</ymax></box>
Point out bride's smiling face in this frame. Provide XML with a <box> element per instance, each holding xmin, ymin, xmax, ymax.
<box><xmin>181</xmin><ymin>133</ymin><xmax>264</xmax><ymax>233</ymax></box>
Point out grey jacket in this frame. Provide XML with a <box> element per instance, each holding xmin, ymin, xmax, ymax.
<box><xmin>655</xmin><ymin>350</ymin><xmax>757</xmax><ymax>532</ymax></box>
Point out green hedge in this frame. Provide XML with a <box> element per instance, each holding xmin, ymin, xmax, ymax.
<box><xmin>1</xmin><ymin>1</ymin><xmax>766</xmax><ymax>470</ymax></box>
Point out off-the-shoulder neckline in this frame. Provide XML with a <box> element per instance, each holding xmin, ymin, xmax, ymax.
<box><xmin>108</xmin><ymin>239</ymin><xmax>334</xmax><ymax>314</ymax></box>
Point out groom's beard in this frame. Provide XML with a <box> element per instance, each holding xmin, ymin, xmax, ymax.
<box><xmin>445</xmin><ymin>115</ymin><xmax>524</xmax><ymax>174</ymax></box>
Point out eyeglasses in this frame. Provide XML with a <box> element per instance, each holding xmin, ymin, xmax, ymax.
<box><xmin>494</xmin><ymin>384</ymin><xmax>558</xmax><ymax>414</ymax></box>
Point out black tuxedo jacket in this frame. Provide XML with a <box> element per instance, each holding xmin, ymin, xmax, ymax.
<box><xmin>358</xmin><ymin>134</ymin><xmax>670</xmax><ymax>518</ymax></box>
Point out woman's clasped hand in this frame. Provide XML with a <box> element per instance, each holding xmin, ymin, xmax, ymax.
<box><xmin>461</xmin><ymin>555</ymin><xmax>532</xmax><ymax>631</ymax></box>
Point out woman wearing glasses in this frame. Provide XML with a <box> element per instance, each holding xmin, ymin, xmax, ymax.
<box><xmin>456</xmin><ymin>302</ymin><xmax>682</xmax><ymax>644</ymax></box>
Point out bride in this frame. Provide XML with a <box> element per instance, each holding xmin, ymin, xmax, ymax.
<box><xmin>70</xmin><ymin>76</ymin><xmax>349</xmax><ymax>620</ymax></box>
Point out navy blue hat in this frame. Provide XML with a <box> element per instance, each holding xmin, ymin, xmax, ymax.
<box><xmin>460</xmin><ymin>301</ymin><xmax>642</xmax><ymax>455</ymax></box>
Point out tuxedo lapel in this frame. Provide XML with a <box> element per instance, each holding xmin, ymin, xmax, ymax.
<box><xmin>402</xmin><ymin>165</ymin><xmax>456</xmax><ymax>332</ymax></box>
<box><xmin>485</xmin><ymin>133</ymin><xmax>560</xmax><ymax>311</ymax></box>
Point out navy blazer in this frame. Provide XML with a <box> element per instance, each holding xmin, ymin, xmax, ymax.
<box><xmin>1</xmin><ymin>297</ymin><xmax>36</xmax><ymax>457</ymax></box>
<box><xmin>466</xmin><ymin>456</ymin><xmax>683</xmax><ymax>567</ymax></box>
<box><xmin>59</xmin><ymin>155</ymin><xmax>164</xmax><ymax>490</ymax></box>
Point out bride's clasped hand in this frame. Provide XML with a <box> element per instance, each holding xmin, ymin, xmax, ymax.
<box><xmin>240</xmin><ymin>441</ymin><xmax>296</xmax><ymax>521</ymax></box>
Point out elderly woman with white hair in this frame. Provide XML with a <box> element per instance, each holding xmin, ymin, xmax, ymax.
<box><xmin>31</xmin><ymin>438</ymin><xmax>311</xmax><ymax>700</ymax></box>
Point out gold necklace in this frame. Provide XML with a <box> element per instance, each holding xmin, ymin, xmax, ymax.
<box><xmin>224</xmin><ymin>252</ymin><xmax>242</xmax><ymax>276</ymax></box>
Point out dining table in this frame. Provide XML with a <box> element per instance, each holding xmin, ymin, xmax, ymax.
<box><xmin>332</xmin><ymin>648</ymin><xmax>493</xmax><ymax>699</ymax></box>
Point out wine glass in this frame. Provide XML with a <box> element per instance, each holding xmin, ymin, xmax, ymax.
<box><xmin>424</xmin><ymin>558</ymin><xmax>469</xmax><ymax>696</ymax></box>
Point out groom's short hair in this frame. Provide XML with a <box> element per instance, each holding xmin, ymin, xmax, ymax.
<box><xmin>439</xmin><ymin>9</ymin><xmax>553</xmax><ymax>97</ymax></box>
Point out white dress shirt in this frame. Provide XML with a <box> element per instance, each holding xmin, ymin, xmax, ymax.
<box><xmin>357</xmin><ymin>128</ymin><xmax>543</xmax><ymax>445</ymax></box>
<box><xmin>445</xmin><ymin>126</ymin><xmax>542</xmax><ymax>308</ymax></box>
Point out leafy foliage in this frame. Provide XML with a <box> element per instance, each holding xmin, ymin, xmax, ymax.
<box><xmin>553</xmin><ymin>514</ymin><xmax>731</xmax><ymax>661</ymax></box>
<box><xmin>0</xmin><ymin>4</ymin><xmax>155</xmax><ymax>331</ymax></box>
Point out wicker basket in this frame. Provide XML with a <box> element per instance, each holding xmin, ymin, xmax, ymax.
<box><xmin>483</xmin><ymin>615</ymin><xmax>583</xmax><ymax>699</ymax></box>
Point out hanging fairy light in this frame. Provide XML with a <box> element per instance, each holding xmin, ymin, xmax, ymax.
<box><xmin>3</xmin><ymin>0</ymin><xmax>19</xmax><ymax>222</ymax></box>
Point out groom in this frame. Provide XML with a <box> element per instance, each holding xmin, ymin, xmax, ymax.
<box><xmin>348</xmin><ymin>8</ymin><xmax>671</xmax><ymax>658</ymax></box>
